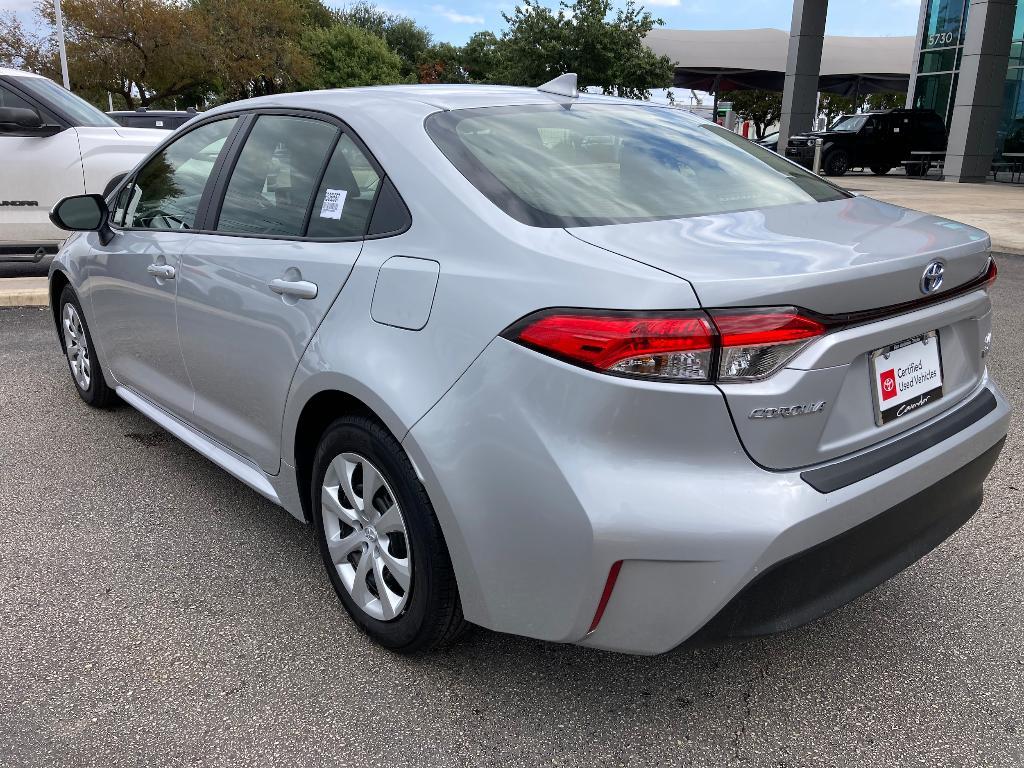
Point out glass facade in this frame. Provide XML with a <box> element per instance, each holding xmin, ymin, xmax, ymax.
<box><xmin>1000</xmin><ymin>8</ymin><xmax>1024</xmax><ymax>157</ymax></box>
<box><xmin>912</xmin><ymin>0</ymin><xmax>1024</xmax><ymax>160</ymax></box>
<box><xmin>912</xmin><ymin>0</ymin><xmax>970</xmax><ymax>125</ymax></box>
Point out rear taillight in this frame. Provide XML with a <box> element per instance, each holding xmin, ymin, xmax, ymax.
<box><xmin>985</xmin><ymin>257</ymin><xmax>998</xmax><ymax>285</ymax></box>
<box><xmin>503</xmin><ymin>306</ymin><xmax>825</xmax><ymax>383</ymax></box>
<box><xmin>710</xmin><ymin>308</ymin><xmax>827</xmax><ymax>382</ymax></box>
<box><xmin>509</xmin><ymin>311</ymin><xmax>715</xmax><ymax>381</ymax></box>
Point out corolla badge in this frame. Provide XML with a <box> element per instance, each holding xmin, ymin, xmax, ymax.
<box><xmin>920</xmin><ymin>260</ymin><xmax>945</xmax><ymax>294</ymax></box>
<box><xmin>749</xmin><ymin>401</ymin><xmax>827</xmax><ymax>419</ymax></box>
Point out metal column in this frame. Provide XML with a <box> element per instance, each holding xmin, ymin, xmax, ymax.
<box><xmin>944</xmin><ymin>0</ymin><xmax>1018</xmax><ymax>182</ymax></box>
<box><xmin>778</xmin><ymin>0</ymin><xmax>828</xmax><ymax>147</ymax></box>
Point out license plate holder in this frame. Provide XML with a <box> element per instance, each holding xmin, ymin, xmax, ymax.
<box><xmin>869</xmin><ymin>331</ymin><xmax>944</xmax><ymax>426</ymax></box>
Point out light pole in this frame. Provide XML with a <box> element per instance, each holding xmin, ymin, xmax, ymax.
<box><xmin>54</xmin><ymin>0</ymin><xmax>70</xmax><ymax>90</ymax></box>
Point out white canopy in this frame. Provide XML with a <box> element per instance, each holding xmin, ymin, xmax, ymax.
<box><xmin>645</xmin><ymin>28</ymin><xmax>915</xmax><ymax>95</ymax></box>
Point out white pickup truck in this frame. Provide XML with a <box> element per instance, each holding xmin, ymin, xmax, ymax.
<box><xmin>0</xmin><ymin>68</ymin><xmax>165</xmax><ymax>261</ymax></box>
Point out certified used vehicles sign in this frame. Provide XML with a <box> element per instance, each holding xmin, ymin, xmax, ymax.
<box><xmin>870</xmin><ymin>331</ymin><xmax>944</xmax><ymax>425</ymax></box>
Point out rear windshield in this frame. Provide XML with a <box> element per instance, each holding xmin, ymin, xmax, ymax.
<box><xmin>425</xmin><ymin>103</ymin><xmax>847</xmax><ymax>228</ymax></box>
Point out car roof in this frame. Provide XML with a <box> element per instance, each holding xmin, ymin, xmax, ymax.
<box><xmin>0</xmin><ymin>67</ymin><xmax>45</xmax><ymax>79</ymax></box>
<box><xmin>108</xmin><ymin>110</ymin><xmax>194</xmax><ymax>116</ymax></box>
<box><xmin>203</xmin><ymin>84</ymin><xmax>697</xmax><ymax>121</ymax></box>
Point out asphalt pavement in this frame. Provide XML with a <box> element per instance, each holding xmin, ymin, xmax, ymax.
<box><xmin>1</xmin><ymin>256</ymin><xmax>1022</xmax><ymax>767</ymax></box>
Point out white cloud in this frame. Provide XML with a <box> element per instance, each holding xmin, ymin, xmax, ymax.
<box><xmin>432</xmin><ymin>5</ymin><xmax>485</xmax><ymax>24</ymax></box>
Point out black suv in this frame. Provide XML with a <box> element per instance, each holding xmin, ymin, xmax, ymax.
<box><xmin>784</xmin><ymin>109</ymin><xmax>947</xmax><ymax>176</ymax></box>
<box><xmin>107</xmin><ymin>107</ymin><xmax>198</xmax><ymax>130</ymax></box>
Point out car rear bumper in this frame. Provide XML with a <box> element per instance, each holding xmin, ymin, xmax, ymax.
<box><xmin>689</xmin><ymin>435</ymin><xmax>1004</xmax><ymax>642</ymax></box>
<box><xmin>404</xmin><ymin>339</ymin><xmax>1010</xmax><ymax>655</ymax></box>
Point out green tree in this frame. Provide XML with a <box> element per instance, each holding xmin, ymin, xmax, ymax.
<box><xmin>818</xmin><ymin>92</ymin><xmax>857</xmax><ymax>128</ymax></box>
<box><xmin>193</xmin><ymin>0</ymin><xmax>313</xmax><ymax>101</ymax></box>
<box><xmin>865</xmin><ymin>91</ymin><xmax>904</xmax><ymax>111</ymax></box>
<box><xmin>494</xmin><ymin>0</ymin><xmax>673</xmax><ymax>98</ymax></box>
<box><xmin>299</xmin><ymin>23</ymin><xmax>406</xmax><ymax>89</ymax></box>
<box><xmin>2</xmin><ymin>0</ymin><xmax>214</xmax><ymax>108</ymax></box>
<box><xmin>460</xmin><ymin>31</ymin><xmax>503</xmax><ymax>83</ymax></box>
<box><xmin>417</xmin><ymin>43</ymin><xmax>467</xmax><ymax>84</ymax></box>
<box><xmin>334</xmin><ymin>2</ymin><xmax>431</xmax><ymax>79</ymax></box>
<box><xmin>720</xmin><ymin>90</ymin><xmax>782</xmax><ymax>139</ymax></box>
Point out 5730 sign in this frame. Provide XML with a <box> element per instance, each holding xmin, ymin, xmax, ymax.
<box><xmin>927</xmin><ymin>31</ymin><xmax>957</xmax><ymax>47</ymax></box>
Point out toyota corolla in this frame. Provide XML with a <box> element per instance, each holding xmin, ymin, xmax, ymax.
<box><xmin>47</xmin><ymin>76</ymin><xmax>1009</xmax><ymax>655</ymax></box>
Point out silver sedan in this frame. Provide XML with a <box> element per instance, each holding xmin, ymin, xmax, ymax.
<box><xmin>47</xmin><ymin>76</ymin><xmax>1010</xmax><ymax>654</ymax></box>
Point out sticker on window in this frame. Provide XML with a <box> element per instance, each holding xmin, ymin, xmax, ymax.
<box><xmin>319</xmin><ymin>189</ymin><xmax>347</xmax><ymax>220</ymax></box>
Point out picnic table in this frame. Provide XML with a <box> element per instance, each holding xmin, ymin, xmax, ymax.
<box><xmin>1001</xmin><ymin>153</ymin><xmax>1024</xmax><ymax>183</ymax></box>
<box><xmin>901</xmin><ymin>150</ymin><xmax>945</xmax><ymax>177</ymax></box>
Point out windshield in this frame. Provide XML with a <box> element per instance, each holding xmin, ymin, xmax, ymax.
<box><xmin>830</xmin><ymin>115</ymin><xmax>868</xmax><ymax>132</ymax></box>
<box><xmin>426</xmin><ymin>104</ymin><xmax>847</xmax><ymax>227</ymax></box>
<box><xmin>13</xmin><ymin>76</ymin><xmax>118</xmax><ymax>127</ymax></box>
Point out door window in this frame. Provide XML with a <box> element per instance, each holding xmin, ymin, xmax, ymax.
<box><xmin>122</xmin><ymin>118</ymin><xmax>238</xmax><ymax>230</ymax></box>
<box><xmin>215</xmin><ymin>115</ymin><xmax>338</xmax><ymax>237</ymax></box>
<box><xmin>0</xmin><ymin>82</ymin><xmax>34</xmax><ymax>110</ymax></box>
<box><xmin>306</xmin><ymin>134</ymin><xmax>383</xmax><ymax>238</ymax></box>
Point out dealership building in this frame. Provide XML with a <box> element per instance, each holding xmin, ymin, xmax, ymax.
<box><xmin>649</xmin><ymin>0</ymin><xmax>1022</xmax><ymax>183</ymax></box>
<box><xmin>907</xmin><ymin>0</ymin><xmax>1024</xmax><ymax>169</ymax></box>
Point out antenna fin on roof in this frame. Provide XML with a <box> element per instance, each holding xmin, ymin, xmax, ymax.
<box><xmin>537</xmin><ymin>73</ymin><xmax>578</xmax><ymax>98</ymax></box>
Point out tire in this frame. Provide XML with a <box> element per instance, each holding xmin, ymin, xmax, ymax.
<box><xmin>311</xmin><ymin>415</ymin><xmax>468</xmax><ymax>652</ymax></box>
<box><xmin>822</xmin><ymin>150</ymin><xmax>850</xmax><ymax>177</ymax></box>
<box><xmin>58</xmin><ymin>286</ymin><xmax>119</xmax><ymax>408</ymax></box>
<box><xmin>870</xmin><ymin>165</ymin><xmax>892</xmax><ymax>176</ymax></box>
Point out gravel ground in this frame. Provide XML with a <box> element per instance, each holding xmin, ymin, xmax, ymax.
<box><xmin>1</xmin><ymin>256</ymin><xmax>1022</xmax><ymax>768</ymax></box>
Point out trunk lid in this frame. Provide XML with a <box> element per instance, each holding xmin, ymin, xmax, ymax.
<box><xmin>567</xmin><ymin>196</ymin><xmax>991</xmax><ymax>315</ymax></box>
<box><xmin>568</xmin><ymin>196</ymin><xmax>994</xmax><ymax>471</ymax></box>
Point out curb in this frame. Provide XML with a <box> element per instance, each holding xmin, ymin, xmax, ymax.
<box><xmin>0</xmin><ymin>278</ymin><xmax>49</xmax><ymax>308</ymax></box>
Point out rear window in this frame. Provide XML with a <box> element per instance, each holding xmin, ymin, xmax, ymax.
<box><xmin>425</xmin><ymin>103</ymin><xmax>847</xmax><ymax>228</ymax></box>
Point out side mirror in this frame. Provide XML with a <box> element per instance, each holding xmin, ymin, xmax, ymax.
<box><xmin>0</xmin><ymin>106</ymin><xmax>62</xmax><ymax>136</ymax></box>
<box><xmin>0</xmin><ymin>106</ymin><xmax>43</xmax><ymax>128</ymax></box>
<box><xmin>49</xmin><ymin>194</ymin><xmax>115</xmax><ymax>245</ymax></box>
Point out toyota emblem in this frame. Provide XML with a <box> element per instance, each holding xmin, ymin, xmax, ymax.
<box><xmin>920</xmin><ymin>261</ymin><xmax>945</xmax><ymax>294</ymax></box>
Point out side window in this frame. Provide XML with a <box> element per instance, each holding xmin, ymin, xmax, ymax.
<box><xmin>215</xmin><ymin>115</ymin><xmax>338</xmax><ymax>237</ymax></box>
<box><xmin>124</xmin><ymin>118</ymin><xmax>237</xmax><ymax>230</ymax></box>
<box><xmin>0</xmin><ymin>82</ymin><xmax>34</xmax><ymax>110</ymax></box>
<box><xmin>306</xmin><ymin>134</ymin><xmax>382</xmax><ymax>238</ymax></box>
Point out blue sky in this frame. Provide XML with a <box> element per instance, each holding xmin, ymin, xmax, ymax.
<box><xmin>329</xmin><ymin>1</ymin><xmax>924</xmax><ymax>46</ymax></box>
<box><xmin>6</xmin><ymin>0</ymin><xmax>924</xmax><ymax>45</ymax></box>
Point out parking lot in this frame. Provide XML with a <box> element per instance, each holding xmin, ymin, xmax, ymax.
<box><xmin>0</xmin><ymin>256</ymin><xmax>1021</xmax><ymax>768</ymax></box>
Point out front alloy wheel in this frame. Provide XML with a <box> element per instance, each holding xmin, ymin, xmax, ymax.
<box><xmin>58</xmin><ymin>286</ymin><xmax>117</xmax><ymax>408</ymax></box>
<box><xmin>62</xmin><ymin>303</ymin><xmax>91</xmax><ymax>392</ymax></box>
<box><xmin>321</xmin><ymin>452</ymin><xmax>412</xmax><ymax>621</ymax></box>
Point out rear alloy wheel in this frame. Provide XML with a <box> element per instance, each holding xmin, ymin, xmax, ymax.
<box><xmin>312</xmin><ymin>415</ymin><xmax>468</xmax><ymax>651</ymax></box>
<box><xmin>823</xmin><ymin>150</ymin><xmax>850</xmax><ymax>176</ymax></box>
<box><xmin>321</xmin><ymin>452</ymin><xmax>412</xmax><ymax>621</ymax></box>
<box><xmin>59</xmin><ymin>286</ymin><xmax>118</xmax><ymax>408</ymax></box>
<box><xmin>870</xmin><ymin>165</ymin><xmax>892</xmax><ymax>176</ymax></box>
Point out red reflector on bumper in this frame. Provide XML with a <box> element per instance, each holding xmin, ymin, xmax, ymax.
<box><xmin>589</xmin><ymin>560</ymin><xmax>623</xmax><ymax>633</ymax></box>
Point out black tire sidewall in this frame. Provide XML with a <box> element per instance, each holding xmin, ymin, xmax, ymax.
<box><xmin>311</xmin><ymin>418</ymin><xmax>444</xmax><ymax>651</ymax></box>
<box><xmin>59</xmin><ymin>286</ymin><xmax>106</xmax><ymax>406</ymax></box>
<box><xmin>824</xmin><ymin>151</ymin><xmax>849</xmax><ymax>176</ymax></box>
<box><xmin>870</xmin><ymin>166</ymin><xmax>891</xmax><ymax>176</ymax></box>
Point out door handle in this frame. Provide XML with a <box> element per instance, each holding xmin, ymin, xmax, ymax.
<box><xmin>269</xmin><ymin>278</ymin><xmax>318</xmax><ymax>300</ymax></box>
<box><xmin>146</xmin><ymin>263</ymin><xmax>176</xmax><ymax>280</ymax></box>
